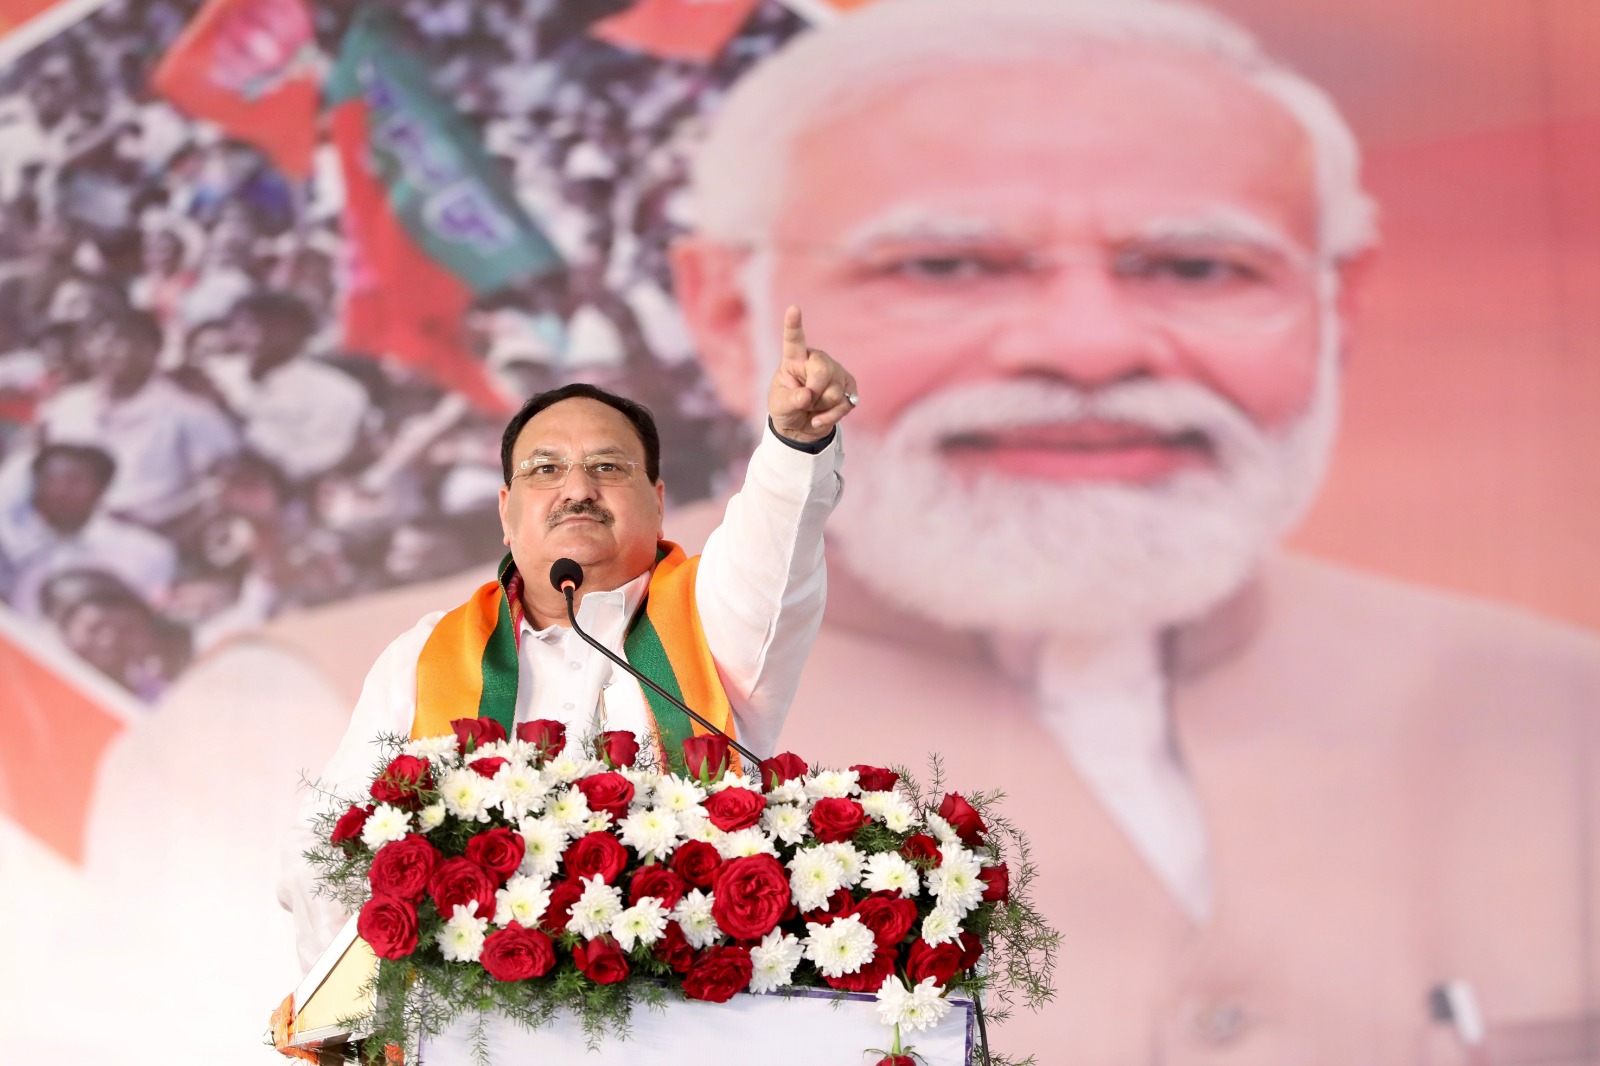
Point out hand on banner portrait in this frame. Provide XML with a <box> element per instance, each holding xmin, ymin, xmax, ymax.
<box><xmin>768</xmin><ymin>305</ymin><xmax>859</xmax><ymax>443</ymax></box>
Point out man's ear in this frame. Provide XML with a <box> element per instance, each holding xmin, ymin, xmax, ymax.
<box><xmin>497</xmin><ymin>485</ymin><xmax>513</xmax><ymax>547</ymax></box>
<box><xmin>671</xmin><ymin>235</ymin><xmax>760</xmax><ymax>419</ymax></box>
<box><xmin>1331</xmin><ymin>248</ymin><xmax>1376</xmax><ymax>364</ymax></box>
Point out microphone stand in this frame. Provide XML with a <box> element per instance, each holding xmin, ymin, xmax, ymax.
<box><xmin>561</xmin><ymin>587</ymin><xmax>761</xmax><ymax>768</ymax></box>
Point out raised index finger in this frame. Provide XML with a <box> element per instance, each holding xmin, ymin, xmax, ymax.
<box><xmin>781</xmin><ymin>305</ymin><xmax>808</xmax><ymax>368</ymax></box>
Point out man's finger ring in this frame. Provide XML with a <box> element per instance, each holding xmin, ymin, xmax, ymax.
<box><xmin>845</xmin><ymin>392</ymin><xmax>859</xmax><ymax>407</ymax></box>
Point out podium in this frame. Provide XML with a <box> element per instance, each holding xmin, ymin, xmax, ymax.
<box><xmin>285</xmin><ymin>917</ymin><xmax>979</xmax><ymax>1064</ymax></box>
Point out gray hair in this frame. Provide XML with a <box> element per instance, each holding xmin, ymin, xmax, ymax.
<box><xmin>691</xmin><ymin>0</ymin><xmax>1378</xmax><ymax>260</ymax></box>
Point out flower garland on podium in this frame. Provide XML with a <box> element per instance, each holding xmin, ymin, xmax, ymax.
<box><xmin>299</xmin><ymin>717</ymin><xmax>1057</xmax><ymax>1065</ymax></box>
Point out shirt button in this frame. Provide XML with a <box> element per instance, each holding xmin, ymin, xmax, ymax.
<box><xmin>1190</xmin><ymin>1001</ymin><xmax>1249</xmax><ymax>1046</ymax></box>
<box><xmin>562</xmin><ymin>702</ymin><xmax>575</xmax><ymax>712</ymax></box>
<box><xmin>567</xmin><ymin>660</ymin><xmax>582</xmax><ymax>671</ymax></box>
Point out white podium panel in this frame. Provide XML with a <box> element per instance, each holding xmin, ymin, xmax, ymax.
<box><xmin>416</xmin><ymin>988</ymin><xmax>975</xmax><ymax>1066</ymax></box>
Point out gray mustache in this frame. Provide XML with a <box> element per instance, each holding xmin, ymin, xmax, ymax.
<box><xmin>547</xmin><ymin>500</ymin><xmax>614</xmax><ymax>529</ymax></box>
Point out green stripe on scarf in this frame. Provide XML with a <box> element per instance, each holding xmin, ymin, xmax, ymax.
<box><xmin>475</xmin><ymin>555</ymin><xmax>521</xmax><ymax>735</ymax></box>
<box><xmin>624</xmin><ymin>610</ymin><xmax>694</xmax><ymax>774</ymax></box>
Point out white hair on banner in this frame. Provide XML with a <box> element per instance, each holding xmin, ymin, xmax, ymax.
<box><xmin>693</xmin><ymin>0</ymin><xmax>1378</xmax><ymax>261</ymax></box>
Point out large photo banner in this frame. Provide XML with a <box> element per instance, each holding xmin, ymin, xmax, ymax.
<box><xmin>0</xmin><ymin>0</ymin><xmax>1594</xmax><ymax>1062</ymax></box>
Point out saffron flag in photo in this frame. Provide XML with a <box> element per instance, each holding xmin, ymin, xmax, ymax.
<box><xmin>150</xmin><ymin>0</ymin><xmax>319</xmax><ymax>180</ymax></box>
<box><xmin>0</xmin><ymin>611</ymin><xmax>133</xmax><ymax>863</ymax></box>
<box><xmin>327</xmin><ymin>7</ymin><xmax>563</xmax><ymax>414</ymax></box>
<box><xmin>591</xmin><ymin>0</ymin><xmax>762</xmax><ymax>64</ymax></box>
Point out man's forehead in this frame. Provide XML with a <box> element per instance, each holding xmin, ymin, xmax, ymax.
<box><xmin>515</xmin><ymin>398</ymin><xmax>645</xmax><ymax>456</ymax></box>
<box><xmin>775</xmin><ymin>50</ymin><xmax>1318</xmax><ymax>250</ymax></box>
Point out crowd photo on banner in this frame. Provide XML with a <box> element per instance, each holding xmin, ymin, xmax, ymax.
<box><xmin>0</xmin><ymin>0</ymin><xmax>1597</xmax><ymax>1063</ymax></box>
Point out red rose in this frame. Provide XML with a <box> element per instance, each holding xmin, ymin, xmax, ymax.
<box><xmin>573</xmin><ymin>936</ymin><xmax>630</xmax><ymax>985</ymax></box>
<box><xmin>853</xmin><ymin>891</ymin><xmax>917</xmax><ymax>948</ymax></box>
<box><xmin>451</xmin><ymin>717</ymin><xmax>507</xmax><ymax>754</ymax></box>
<box><xmin>357</xmin><ymin>895</ymin><xmax>419</xmax><ymax>959</ymax></box>
<box><xmin>809</xmin><ymin>797</ymin><xmax>866</xmax><ymax>843</ymax></box>
<box><xmin>427</xmin><ymin>856</ymin><xmax>497</xmax><ymax>920</ymax></box>
<box><xmin>629</xmin><ymin>864</ymin><xmax>688</xmax><ymax>910</ymax></box>
<box><xmin>368</xmin><ymin>834</ymin><xmax>440</xmax><ymax>901</ymax></box>
<box><xmin>710</xmin><ymin>854</ymin><xmax>791</xmax><ymax>940</ymax></box>
<box><xmin>371</xmin><ymin>755</ymin><xmax>433</xmax><ymax>807</ymax></box>
<box><xmin>652</xmin><ymin>921</ymin><xmax>695</xmax><ymax>974</ymax></box>
<box><xmin>563</xmin><ymin>831</ymin><xmax>629</xmax><ymax>885</ymax></box>
<box><xmin>541</xmin><ymin>879</ymin><xmax>584</xmax><ymax>934</ymax></box>
<box><xmin>468</xmin><ymin>756</ymin><xmax>507</xmax><ymax>780</ymax></box>
<box><xmin>682</xmin><ymin>944</ymin><xmax>753</xmax><ymax>1003</ymax></box>
<box><xmin>877</xmin><ymin>1057</ymin><xmax>916</xmax><ymax>1066</ymax></box>
<box><xmin>672</xmin><ymin>839</ymin><xmax>723</xmax><ymax>888</ymax></box>
<box><xmin>900</xmin><ymin>833</ymin><xmax>941</xmax><ymax>867</ymax></box>
<box><xmin>682</xmin><ymin>734</ymin><xmax>731</xmax><ymax>781</ymax></box>
<box><xmin>702</xmin><ymin>786</ymin><xmax>766</xmax><ymax>832</ymax></box>
<box><xmin>757</xmin><ymin>752</ymin><xmax>808</xmax><ymax>793</ymax></box>
<box><xmin>594</xmin><ymin>730</ymin><xmax>640</xmax><ymax>769</ymax></box>
<box><xmin>480</xmin><ymin>922</ymin><xmax>556</xmax><ymax>981</ymax></box>
<box><xmin>465</xmin><ymin>827</ymin><xmax>525</xmax><ymax>883</ymax></box>
<box><xmin>906</xmin><ymin>937</ymin><xmax>966</xmax><ymax>988</ymax></box>
<box><xmin>825</xmin><ymin>943</ymin><xmax>898</xmax><ymax>992</ymax></box>
<box><xmin>958</xmin><ymin>930</ymin><xmax>983</xmax><ymax>971</ymax></box>
<box><xmin>938</xmin><ymin>792</ymin><xmax>987</xmax><ymax>846</ymax></box>
<box><xmin>331</xmin><ymin>803</ymin><xmax>372</xmax><ymax>849</ymax></box>
<box><xmin>802</xmin><ymin>888</ymin><xmax>856</xmax><ymax>926</ymax></box>
<box><xmin>516</xmin><ymin>719</ymin><xmax>565</xmax><ymax>763</ymax></box>
<box><xmin>850</xmin><ymin>765</ymin><xmax>899</xmax><ymax>792</ymax></box>
<box><xmin>574</xmin><ymin>772</ymin><xmax>635</xmax><ymax>823</ymax></box>
<box><xmin>979</xmin><ymin>862</ymin><xmax>1010</xmax><ymax>904</ymax></box>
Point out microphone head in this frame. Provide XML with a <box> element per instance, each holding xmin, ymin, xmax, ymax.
<box><xmin>549</xmin><ymin>558</ymin><xmax>584</xmax><ymax>594</ymax></box>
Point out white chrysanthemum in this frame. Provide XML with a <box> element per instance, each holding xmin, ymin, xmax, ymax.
<box><xmin>568</xmin><ymin>876</ymin><xmax>625</xmax><ymax>940</ymax></box>
<box><xmin>760</xmin><ymin>804</ymin><xmax>808</xmax><ymax>845</ymax></box>
<box><xmin>803</xmin><ymin>914</ymin><xmax>877</xmax><ymax>978</ymax></box>
<box><xmin>875</xmin><ymin>975</ymin><xmax>953</xmax><ymax>1032</ymax></box>
<box><xmin>818</xmin><ymin>842</ymin><xmax>865</xmax><ymax>888</ymax></box>
<box><xmin>672</xmin><ymin>889</ymin><xmax>719</xmax><ymax>949</ymax></box>
<box><xmin>860</xmin><ymin>791</ymin><xmax>916</xmax><ymax>832</ymax></box>
<box><xmin>438</xmin><ymin>767</ymin><xmax>494</xmax><ymax>822</ymax></box>
<box><xmin>416</xmin><ymin>803</ymin><xmax>447</xmax><ymax>832</ymax></box>
<box><xmin>861</xmin><ymin>852</ymin><xmax>921</xmax><ymax>897</ymax></box>
<box><xmin>708</xmin><ymin>769</ymin><xmax>758</xmax><ymax>794</ymax></box>
<box><xmin>494</xmin><ymin>764</ymin><xmax>548</xmax><ymax>819</ymax></box>
<box><xmin>360</xmin><ymin>804</ymin><xmax>411</xmax><ymax>847</ymax></box>
<box><xmin>545</xmin><ymin>788</ymin><xmax>592</xmax><ymax>833</ymax></box>
<box><xmin>918</xmin><ymin>903</ymin><xmax>963</xmax><ymax>947</ymax></box>
<box><xmin>925</xmin><ymin>812</ymin><xmax>960</xmax><ymax>846</ymax></box>
<box><xmin>610</xmin><ymin>898</ymin><xmax>670</xmax><ymax>951</ymax></box>
<box><xmin>516</xmin><ymin>816</ymin><xmax>568</xmax><ymax>878</ymax></box>
<box><xmin>805</xmin><ymin>769</ymin><xmax>860</xmax><ymax>799</ymax></box>
<box><xmin>544</xmin><ymin>753</ymin><xmax>601</xmax><ymax>784</ymax></box>
<box><xmin>494</xmin><ymin>738</ymin><xmax>538</xmax><ymax>764</ymax></box>
<box><xmin>585</xmin><ymin>812</ymin><xmax>614</xmax><ymax>833</ymax></box>
<box><xmin>716</xmin><ymin>827</ymin><xmax>778</xmax><ymax>859</ymax></box>
<box><xmin>928</xmin><ymin>843</ymin><xmax>985</xmax><ymax>916</ymax></box>
<box><xmin>652</xmin><ymin>775</ymin><xmax>707</xmax><ymax>814</ymax></box>
<box><xmin>618</xmin><ymin>807</ymin><xmax>683</xmax><ymax>860</ymax></box>
<box><xmin>402</xmin><ymin>735</ymin><xmax>459</xmax><ymax>763</ymax></box>
<box><xmin>437</xmin><ymin>905</ymin><xmax>489</xmax><ymax>963</ymax></box>
<box><xmin>493</xmin><ymin>874</ymin><xmax>552</xmax><ymax>928</ymax></box>
<box><xmin>470</xmin><ymin>739</ymin><xmax>512</xmax><ymax>761</ymax></box>
<box><xmin>767</xmin><ymin>779</ymin><xmax>810</xmax><ymax>807</ymax></box>
<box><xmin>748</xmin><ymin>928</ymin><xmax>804</xmax><ymax>994</ymax></box>
<box><xmin>788</xmin><ymin>847</ymin><xmax>847</xmax><ymax>913</ymax></box>
<box><xmin>677</xmin><ymin>810</ymin><xmax>721</xmax><ymax>845</ymax></box>
<box><xmin>619</xmin><ymin>767</ymin><xmax>656</xmax><ymax>806</ymax></box>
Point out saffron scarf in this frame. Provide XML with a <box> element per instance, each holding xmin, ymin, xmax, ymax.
<box><xmin>411</xmin><ymin>542</ymin><xmax>735</xmax><ymax>771</ymax></box>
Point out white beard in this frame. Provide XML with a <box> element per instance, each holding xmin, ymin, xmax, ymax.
<box><xmin>827</xmin><ymin>362</ymin><xmax>1339</xmax><ymax>638</ymax></box>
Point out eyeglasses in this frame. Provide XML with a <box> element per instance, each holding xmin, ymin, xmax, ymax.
<box><xmin>513</xmin><ymin>454</ymin><xmax>644</xmax><ymax>489</ymax></box>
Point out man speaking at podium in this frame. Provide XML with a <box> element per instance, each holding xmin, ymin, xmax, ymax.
<box><xmin>280</xmin><ymin>307</ymin><xmax>855</xmax><ymax>965</ymax></box>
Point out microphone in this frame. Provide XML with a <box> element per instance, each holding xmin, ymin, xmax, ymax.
<box><xmin>547</xmin><ymin>558</ymin><xmax>759</xmax><ymax>767</ymax></box>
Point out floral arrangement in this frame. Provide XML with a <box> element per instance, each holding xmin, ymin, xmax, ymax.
<box><xmin>306</xmin><ymin>717</ymin><xmax>1057</xmax><ymax>1066</ymax></box>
